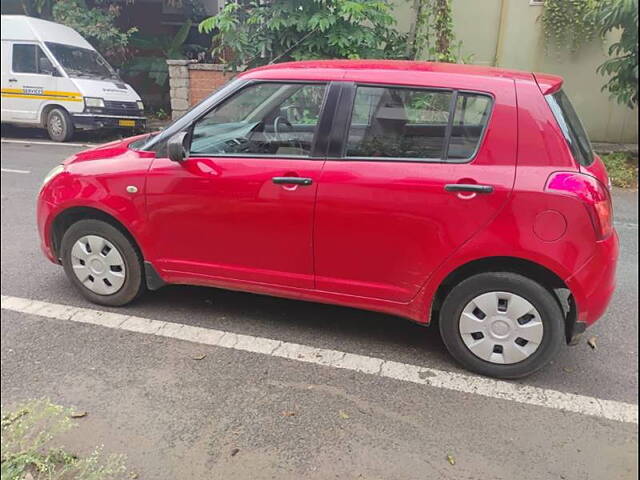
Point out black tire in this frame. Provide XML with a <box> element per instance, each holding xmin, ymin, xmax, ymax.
<box><xmin>439</xmin><ymin>272</ymin><xmax>564</xmax><ymax>379</ymax></box>
<box><xmin>60</xmin><ymin>219</ymin><xmax>145</xmax><ymax>306</ymax></box>
<box><xmin>46</xmin><ymin>107</ymin><xmax>74</xmax><ymax>142</ymax></box>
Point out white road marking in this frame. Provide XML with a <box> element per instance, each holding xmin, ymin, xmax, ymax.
<box><xmin>1</xmin><ymin>138</ymin><xmax>95</xmax><ymax>148</ymax></box>
<box><xmin>1</xmin><ymin>168</ymin><xmax>31</xmax><ymax>174</ymax></box>
<box><xmin>615</xmin><ymin>221</ymin><xmax>639</xmax><ymax>230</ymax></box>
<box><xmin>1</xmin><ymin>294</ymin><xmax>637</xmax><ymax>425</ymax></box>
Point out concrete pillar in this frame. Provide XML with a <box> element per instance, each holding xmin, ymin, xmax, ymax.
<box><xmin>166</xmin><ymin>59</ymin><xmax>194</xmax><ymax>120</ymax></box>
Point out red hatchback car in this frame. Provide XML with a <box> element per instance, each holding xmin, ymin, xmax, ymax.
<box><xmin>37</xmin><ymin>60</ymin><xmax>619</xmax><ymax>378</ymax></box>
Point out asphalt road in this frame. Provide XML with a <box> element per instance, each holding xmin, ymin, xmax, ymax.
<box><xmin>1</xmin><ymin>139</ymin><xmax>638</xmax><ymax>479</ymax></box>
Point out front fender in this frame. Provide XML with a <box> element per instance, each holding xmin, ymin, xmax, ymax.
<box><xmin>38</xmin><ymin>149</ymin><xmax>153</xmax><ymax>260</ymax></box>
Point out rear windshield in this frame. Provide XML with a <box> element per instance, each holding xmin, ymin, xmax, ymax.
<box><xmin>545</xmin><ymin>90</ymin><xmax>594</xmax><ymax>166</ymax></box>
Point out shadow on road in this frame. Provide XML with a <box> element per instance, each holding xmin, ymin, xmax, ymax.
<box><xmin>132</xmin><ymin>283</ymin><xmax>450</xmax><ymax>362</ymax></box>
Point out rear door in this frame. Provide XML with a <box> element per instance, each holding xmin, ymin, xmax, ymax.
<box><xmin>313</xmin><ymin>80</ymin><xmax>517</xmax><ymax>302</ymax></box>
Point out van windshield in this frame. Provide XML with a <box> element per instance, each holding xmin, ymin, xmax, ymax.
<box><xmin>545</xmin><ymin>89</ymin><xmax>594</xmax><ymax>166</ymax></box>
<box><xmin>45</xmin><ymin>42</ymin><xmax>118</xmax><ymax>81</ymax></box>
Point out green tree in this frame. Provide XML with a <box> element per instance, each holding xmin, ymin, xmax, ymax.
<box><xmin>19</xmin><ymin>0</ymin><xmax>136</xmax><ymax>59</ymax></box>
<box><xmin>52</xmin><ymin>0</ymin><xmax>137</xmax><ymax>58</ymax></box>
<box><xmin>124</xmin><ymin>20</ymin><xmax>204</xmax><ymax>86</ymax></box>
<box><xmin>198</xmin><ymin>0</ymin><xmax>406</xmax><ymax>70</ymax></box>
<box><xmin>593</xmin><ymin>0</ymin><xmax>638</xmax><ymax>108</ymax></box>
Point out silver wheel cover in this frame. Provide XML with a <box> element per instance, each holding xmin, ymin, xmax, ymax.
<box><xmin>49</xmin><ymin>114</ymin><xmax>64</xmax><ymax>136</ymax></box>
<box><xmin>70</xmin><ymin>235</ymin><xmax>126</xmax><ymax>295</ymax></box>
<box><xmin>459</xmin><ymin>291</ymin><xmax>544</xmax><ymax>364</ymax></box>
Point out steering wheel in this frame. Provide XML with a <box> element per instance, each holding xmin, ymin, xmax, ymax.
<box><xmin>273</xmin><ymin>115</ymin><xmax>293</xmax><ymax>142</ymax></box>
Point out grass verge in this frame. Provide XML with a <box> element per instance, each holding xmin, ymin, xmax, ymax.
<box><xmin>600</xmin><ymin>152</ymin><xmax>638</xmax><ymax>189</ymax></box>
<box><xmin>1</xmin><ymin>399</ymin><xmax>130</xmax><ymax>480</ymax></box>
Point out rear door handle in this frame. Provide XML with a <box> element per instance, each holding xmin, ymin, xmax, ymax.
<box><xmin>445</xmin><ymin>184</ymin><xmax>494</xmax><ymax>194</ymax></box>
<box><xmin>272</xmin><ymin>177</ymin><xmax>313</xmax><ymax>186</ymax></box>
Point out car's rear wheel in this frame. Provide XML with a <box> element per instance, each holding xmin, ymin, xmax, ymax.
<box><xmin>60</xmin><ymin>219</ymin><xmax>144</xmax><ymax>306</ymax></box>
<box><xmin>47</xmin><ymin>107</ymin><xmax>74</xmax><ymax>142</ymax></box>
<box><xmin>439</xmin><ymin>272</ymin><xmax>564</xmax><ymax>379</ymax></box>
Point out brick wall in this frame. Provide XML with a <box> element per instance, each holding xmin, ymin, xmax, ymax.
<box><xmin>189</xmin><ymin>66</ymin><xmax>235</xmax><ymax>106</ymax></box>
<box><xmin>166</xmin><ymin>60</ymin><xmax>240</xmax><ymax>120</ymax></box>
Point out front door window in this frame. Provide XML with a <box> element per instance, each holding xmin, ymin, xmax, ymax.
<box><xmin>190</xmin><ymin>82</ymin><xmax>327</xmax><ymax>157</ymax></box>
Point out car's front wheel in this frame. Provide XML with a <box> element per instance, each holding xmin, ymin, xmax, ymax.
<box><xmin>60</xmin><ymin>219</ymin><xmax>144</xmax><ymax>306</ymax></box>
<box><xmin>439</xmin><ymin>272</ymin><xmax>565</xmax><ymax>379</ymax></box>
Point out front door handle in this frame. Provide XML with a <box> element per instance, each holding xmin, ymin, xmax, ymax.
<box><xmin>8</xmin><ymin>78</ymin><xmax>17</xmax><ymax>83</ymax></box>
<box><xmin>272</xmin><ymin>177</ymin><xmax>313</xmax><ymax>186</ymax></box>
<box><xmin>445</xmin><ymin>184</ymin><xmax>494</xmax><ymax>194</ymax></box>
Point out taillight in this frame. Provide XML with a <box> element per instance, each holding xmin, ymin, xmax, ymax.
<box><xmin>545</xmin><ymin>172</ymin><xmax>614</xmax><ymax>240</ymax></box>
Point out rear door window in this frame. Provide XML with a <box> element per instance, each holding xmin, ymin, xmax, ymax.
<box><xmin>545</xmin><ymin>90</ymin><xmax>594</xmax><ymax>166</ymax></box>
<box><xmin>345</xmin><ymin>85</ymin><xmax>492</xmax><ymax>161</ymax></box>
<box><xmin>448</xmin><ymin>93</ymin><xmax>492</xmax><ymax>160</ymax></box>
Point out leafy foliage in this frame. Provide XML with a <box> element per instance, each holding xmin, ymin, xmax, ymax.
<box><xmin>592</xmin><ymin>0</ymin><xmax>638</xmax><ymax>108</ymax></box>
<box><xmin>541</xmin><ymin>0</ymin><xmax>601</xmax><ymax>54</ymax></box>
<box><xmin>51</xmin><ymin>0</ymin><xmax>137</xmax><ymax>58</ymax></box>
<box><xmin>124</xmin><ymin>20</ymin><xmax>204</xmax><ymax>86</ymax></box>
<box><xmin>198</xmin><ymin>0</ymin><xmax>406</xmax><ymax>70</ymax></box>
<box><xmin>411</xmin><ymin>0</ymin><xmax>468</xmax><ymax>63</ymax></box>
<box><xmin>1</xmin><ymin>399</ymin><xmax>129</xmax><ymax>480</ymax></box>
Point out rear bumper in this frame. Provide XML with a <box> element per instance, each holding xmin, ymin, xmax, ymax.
<box><xmin>566</xmin><ymin>230</ymin><xmax>619</xmax><ymax>327</ymax></box>
<box><xmin>71</xmin><ymin>113</ymin><xmax>146</xmax><ymax>131</ymax></box>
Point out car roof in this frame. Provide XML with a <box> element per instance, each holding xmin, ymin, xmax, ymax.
<box><xmin>239</xmin><ymin>59</ymin><xmax>563</xmax><ymax>93</ymax></box>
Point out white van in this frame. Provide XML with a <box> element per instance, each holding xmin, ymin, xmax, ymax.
<box><xmin>1</xmin><ymin>15</ymin><xmax>146</xmax><ymax>141</ymax></box>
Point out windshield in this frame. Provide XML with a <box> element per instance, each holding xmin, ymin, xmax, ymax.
<box><xmin>45</xmin><ymin>42</ymin><xmax>118</xmax><ymax>80</ymax></box>
<box><xmin>545</xmin><ymin>90</ymin><xmax>594</xmax><ymax>166</ymax></box>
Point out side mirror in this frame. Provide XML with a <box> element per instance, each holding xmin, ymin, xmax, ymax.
<box><xmin>167</xmin><ymin>131</ymin><xmax>190</xmax><ymax>163</ymax></box>
<box><xmin>39</xmin><ymin>57</ymin><xmax>55</xmax><ymax>75</ymax></box>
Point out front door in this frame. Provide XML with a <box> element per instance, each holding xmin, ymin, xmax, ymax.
<box><xmin>1</xmin><ymin>43</ymin><xmax>54</xmax><ymax>122</ymax></box>
<box><xmin>145</xmin><ymin>81</ymin><xmax>331</xmax><ymax>289</ymax></box>
<box><xmin>314</xmin><ymin>81</ymin><xmax>517</xmax><ymax>302</ymax></box>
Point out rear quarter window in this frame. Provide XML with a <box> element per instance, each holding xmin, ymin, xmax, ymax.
<box><xmin>545</xmin><ymin>90</ymin><xmax>594</xmax><ymax>166</ymax></box>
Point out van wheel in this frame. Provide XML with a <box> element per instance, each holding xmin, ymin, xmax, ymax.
<box><xmin>60</xmin><ymin>219</ymin><xmax>145</xmax><ymax>306</ymax></box>
<box><xmin>439</xmin><ymin>272</ymin><xmax>564</xmax><ymax>379</ymax></box>
<box><xmin>47</xmin><ymin>108</ymin><xmax>74</xmax><ymax>142</ymax></box>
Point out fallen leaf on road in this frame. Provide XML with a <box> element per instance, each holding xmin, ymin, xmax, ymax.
<box><xmin>129</xmin><ymin>473</ymin><xmax>139</xmax><ymax>479</ymax></box>
<box><xmin>563</xmin><ymin>367</ymin><xmax>574</xmax><ymax>373</ymax></box>
<box><xmin>70</xmin><ymin>411</ymin><xmax>87</xmax><ymax>418</ymax></box>
<box><xmin>339</xmin><ymin>410</ymin><xmax>350</xmax><ymax>420</ymax></box>
<box><xmin>192</xmin><ymin>354</ymin><xmax>207</xmax><ymax>360</ymax></box>
<box><xmin>231</xmin><ymin>448</ymin><xmax>240</xmax><ymax>457</ymax></box>
<box><xmin>282</xmin><ymin>411</ymin><xmax>296</xmax><ymax>417</ymax></box>
<box><xmin>446</xmin><ymin>454</ymin><xmax>456</xmax><ymax>465</ymax></box>
<box><xmin>587</xmin><ymin>337</ymin><xmax>597</xmax><ymax>350</ymax></box>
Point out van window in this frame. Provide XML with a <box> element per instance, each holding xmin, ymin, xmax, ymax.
<box><xmin>545</xmin><ymin>90</ymin><xmax>594</xmax><ymax>166</ymax></box>
<box><xmin>12</xmin><ymin>44</ymin><xmax>48</xmax><ymax>74</ymax></box>
<box><xmin>345</xmin><ymin>86</ymin><xmax>491</xmax><ymax>161</ymax></box>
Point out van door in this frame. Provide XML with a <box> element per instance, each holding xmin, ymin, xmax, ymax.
<box><xmin>313</xmin><ymin>81</ymin><xmax>517</xmax><ymax>302</ymax></box>
<box><xmin>2</xmin><ymin>42</ymin><xmax>55</xmax><ymax>122</ymax></box>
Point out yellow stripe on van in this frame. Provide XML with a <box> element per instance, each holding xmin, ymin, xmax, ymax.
<box><xmin>0</xmin><ymin>89</ymin><xmax>83</xmax><ymax>102</ymax></box>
